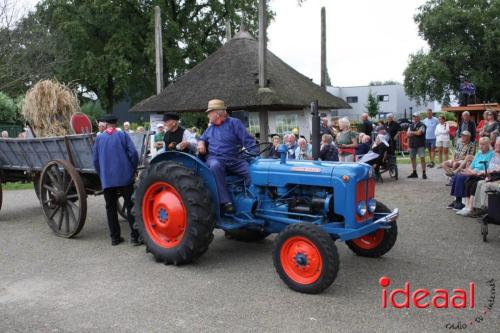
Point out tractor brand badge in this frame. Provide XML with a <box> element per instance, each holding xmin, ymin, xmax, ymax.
<box><xmin>290</xmin><ymin>167</ymin><xmax>321</xmax><ymax>173</ymax></box>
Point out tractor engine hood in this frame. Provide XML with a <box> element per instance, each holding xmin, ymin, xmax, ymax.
<box><xmin>249</xmin><ymin>159</ymin><xmax>372</xmax><ymax>187</ymax></box>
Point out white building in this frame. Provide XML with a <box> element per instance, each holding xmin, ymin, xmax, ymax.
<box><xmin>328</xmin><ymin>84</ymin><xmax>438</xmax><ymax>121</ymax></box>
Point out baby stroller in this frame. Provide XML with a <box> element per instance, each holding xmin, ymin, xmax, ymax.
<box><xmin>480</xmin><ymin>188</ymin><xmax>500</xmax><ymax>242</ymax></box>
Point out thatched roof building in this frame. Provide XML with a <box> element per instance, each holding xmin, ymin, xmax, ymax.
<box><xmin>130</xmin><ymin>29</ymin><xmax>349</xmax><ymax>113</ymax></box>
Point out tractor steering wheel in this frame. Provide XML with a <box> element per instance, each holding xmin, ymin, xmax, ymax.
<box><xmin>239</xmin><ymin>142</ymin><xmax>273</xmax><ymax>158</ymax></box>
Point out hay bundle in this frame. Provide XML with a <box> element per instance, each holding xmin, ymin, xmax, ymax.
<box><xmin>21</xmin><ymin>80</ymin><xmax>79</xmax><ymax>137</ymax></box>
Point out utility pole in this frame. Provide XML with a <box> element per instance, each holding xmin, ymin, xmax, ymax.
<box><xmin>258</xmin><ymin>0</ymin><xmax>269</xmax><ymax>142</ymax></box>
<box><xmin>155</xmin><ymin>6</ymin><xmax>164</xmax><ymax>95</ymax></box>
<box><xmin>320</xmin><ymin>7</ymin><xmax>327</xmax><ymax>90</ymax></box>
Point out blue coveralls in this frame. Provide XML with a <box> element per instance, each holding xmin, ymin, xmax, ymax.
<box><xmin>92</xmin><ymin>128</ymin><xmax>139</xmax><ymax>241</ymax></box>
<box><xmin>199</xmin><ymin>117</ymin><xmax>256</xmax><ymax>204</ymax></box>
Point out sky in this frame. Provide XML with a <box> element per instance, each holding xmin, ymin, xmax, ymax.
<box><xmin>16</xmin><ymin>0</ymin><xmax>429</xmax><ymax>87</ymax></box>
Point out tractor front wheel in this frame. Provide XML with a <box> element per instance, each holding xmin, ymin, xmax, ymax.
<box><xmin>346</xmin><ymin>201</ymin><xmax>398</xmax><ymax>257</ymax></box>
<box><xmin>135</xmin><ymin>161</ymin><xmax>215</xmax><ymax>265</ymax></box>
<box><xmin>273</xmin><ymin>223</ymin><xmax>339</xmax><ymax>294</ymax></box>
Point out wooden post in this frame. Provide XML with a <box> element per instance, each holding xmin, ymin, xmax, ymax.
<box><xmin>258</xmin><ymin>0</ymin><xmax>269</xmax><ymax>142</ymax></box>
<box><xmin>155</xmin><ymin>6</ymin><xmax>164</xmax><ymax>95</ymax></box>
<box><xmin>321</xmin><ymin>7</ymin><xmax>327</xmax><ymax>90</ymax></box>
<box><xmin>225</xmin><ymin>20</ymin><xmax>232</xmax><ymax>43</ymax></box>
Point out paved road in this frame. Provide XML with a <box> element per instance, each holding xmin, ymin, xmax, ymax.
<box><xmin>1</xmin><ymin>164</ymin><xmax>499</xmax><ymax>332</ymax></box>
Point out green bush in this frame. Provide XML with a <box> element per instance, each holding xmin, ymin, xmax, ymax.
<box><xmin>80</xmin><ymin>101</ymin><xmax>105</xmax><ymax>125</ymax></box>
<box><xmin>0</xmin><ymin>92</ymin><xmax>21</xmax><ymax>123</ymax></box>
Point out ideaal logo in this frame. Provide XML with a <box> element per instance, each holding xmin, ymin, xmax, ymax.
<box><xmin>379</xmin><ymin>276</ymin><xmax>496</xmax><ymax>330</ymax></box>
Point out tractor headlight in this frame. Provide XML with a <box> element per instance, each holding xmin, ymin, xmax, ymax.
<box><xmin>357</xmin><ymin>201</ymin><xmax>367</xmax><ymax>217</ymax></box>
<box><xmin>368</xmin><ymin>199</ymin><xmax>377</xmax><ymax>213</ymax></box>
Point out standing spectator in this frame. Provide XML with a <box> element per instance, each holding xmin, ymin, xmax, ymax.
<box><xmin>292</xmin><ymin>128</ymin><xmax>299</xmax><ymax>140</ymax></box>
<box><xmin>435</xmin><ymin>115</ymin><xmax>451</xmax><ymax>166</ymax></box>
<box><xmin>295</xmin><ymin>138</ymin><xmax>312</xmax><ymax>160</ymax></box>
<box><xmin>162</xmin><ymin>112</ymin><xmax>197</xmax><ymax>153</ymax></box>
<box><xmin>360</xmin><ymin>113</ymin><xmax>373</xmax><ymax>137</ymax></box>
<box><xmin>269</xmin><ymin>135</ymin><xmax>282</xmax><ymax>159</ymax></box>
<box><xmin>386</xmin><ymin>114</ymin><xmax>401</xmax><ymax>155</ymax></box>
<box><xmin>319</xmin><ymin>134</ymin><xmax>339</xmax><ymax>161</ymax></box>
<box><xmin>479</xmin><ymin>110</ymin><xmax>498</xmax><ymax>138</ymax></box>
<box><xmin>320</xmin><ymin>117</ymin><xmax>336</xmax><ymax>136</ymax></box>
<box><xmin>136</xmin><ymin>126</ymin><xmax>145</xmax><ymax>133</ymax></box>
<box><xmin>287</xmin><ymin>134</ymin><xmax>298</xmax><ymax>159</ymax></box>
<box><xmin>154</xmin><ymin>123</ymin><xmax>166</xmax><ymax>151</ymax></box>
<box><xmin>123</xmin><ymin>121</ymin><xmax>134</xmax><ymax>133</ymax></box>
<box><xmin>336</xmin><ymin>117</ymin><xmax>358</xmax><ymax>162</ymax></box>
<box><xmin>92</xmin><ymin>115</ymin><xmax>140</xmax><ymax>246</ymax></box>
<box><xmin>422</xmin><ymin>109</ymin><xmax>439</xmax><ymax>168</ymax></box>
<box><xmin>1</xmin><ymin>131</ymin><xmax>8</xmax><ymax>138</ymax></box>
<box><xmin>457</xmin><ymin>111</ymin><xmax>477</xmax><ymax>143</ymax></box>
<box><xmin>442</xmin><ymin>131</ymin><xmax>475</xmax><ymax>176</ymax></box>
<box><xmin>407</xmin><ymin>113</ymin><xmax>427</xmax><ymax>179</ymax></box>
<box><xmin>97</xmin><ymin>121</ymin><xmax>106</xmax><ymax>135</ymax></box>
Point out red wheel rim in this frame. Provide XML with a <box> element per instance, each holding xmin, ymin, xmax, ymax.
<box><xmin>142</xmin><ymin>181</ymin><xmax>186</xmax><ymax>248</ymax></box>
<box><xmin>352</xmin><ymin>229</ymin><xmax>384</xmax><ymax>250</ymax></box>
<box><xmin>280</xmin><ymin>236</ymin><xmax>323</xmax><ymax>285</ymax></box>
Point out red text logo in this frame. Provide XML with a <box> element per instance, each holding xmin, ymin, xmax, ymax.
<box><xmin>379</xmin><ymin>276</ymin><xmax>475</xmax><ymax>309</ymax></box>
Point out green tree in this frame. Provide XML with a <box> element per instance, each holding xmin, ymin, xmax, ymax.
<box><xmin>369</xmin><ymin>80</ymin><xmax>401</xmax><ymax>86</ymax></box>
<box><xmin>0</xmin><ymin>91</ymin><xmax>21</xmax><ymax>123</ymax></box>
<box><xmin>365</xmin><ymin>90</ymin><xmax>379</xmax><ymax>119</ymax></box>
<box><xmin>27</xmin><ymin>0</ymin><xmax>274</xmax><ymax>113</ymax></box>
<box><xmin>404</xmin><ymin>0</ymin><xmax>500</xmax><ymax>104</ymax></box>
<box><xmin>80</xmin><ymin>100</ymin><xmax>105</xmax><ymax>124</ymax></box>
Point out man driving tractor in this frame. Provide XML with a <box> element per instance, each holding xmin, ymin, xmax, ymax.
<box><xmin>197</xmin><ymin>99</ymin><xmax>256</xmax><ymax>214</ymax></box>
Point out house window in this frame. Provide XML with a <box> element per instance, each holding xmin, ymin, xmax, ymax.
<box><xmin>377</xmin><ymin>95</ymin><xmax>389</xmax><ymax>102</ymax></box>
<box><xmin>346</xmin><ymin>96</ymin><xmax>358</xmax><ymax>103</ymax></box>
<box><xmin>275</xmin><ymin>114</ymin><xmax>298</xmax><ymax>135</ymax></box>
<box><xmin>330</xmin><ymin>110</ymin><xmax>339</xmax><ymax>117</ymax></box>
<box><xmin>248</xmin><ymin>112</ymin><xmax>260</xmax><ymax>135</ymax></box>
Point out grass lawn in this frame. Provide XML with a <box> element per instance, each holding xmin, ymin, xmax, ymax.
<box><xmin>396</xmin><ymin>148</ymin><xmax>455</xmax><ymax>165</ymax></box>
<box><xmin>2</xmin><ymin>182</ymin><xmax>34</xmax><ymax>190</ymax></box>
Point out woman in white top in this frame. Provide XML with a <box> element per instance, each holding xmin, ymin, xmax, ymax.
<box><xmin>434</xmin><ymin>115</ymin><xmax>450</xmax><ymax>166</ymax></box>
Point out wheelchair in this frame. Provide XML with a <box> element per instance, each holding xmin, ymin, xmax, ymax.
<box><xmin>376</xmin><ymin>152</ymin><xmax>398</xmax><ymax>182</ymax></box>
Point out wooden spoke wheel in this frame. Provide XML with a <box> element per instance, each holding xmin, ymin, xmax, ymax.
<box><xmin>40</xmin><ymin>160</ymin><xmax>87</xmax><ymax>238</ymax></box>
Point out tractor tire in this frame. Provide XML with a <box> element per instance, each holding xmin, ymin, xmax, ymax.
<box><xmin>346</xmin><ymin>200</ymin><xmax>398</xmax><ymax>258</ymax></box>
<box><xmin>224</xmin><ymin>229</ymin><xmax>269</xmax><ymax>242</ymax></box>
<box><xmin>135</xmin><ymin>161</ymin><xmax>215</xmax><ymax>265</ymax></box>
<box><xmin>273</xmin><ymin>223</ymin><xmax>339</xmax><ymax>294</ymax></box>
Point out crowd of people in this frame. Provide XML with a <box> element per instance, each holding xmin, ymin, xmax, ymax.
<box><xmin>443</xmin><ymin>110</ymin><xmax>500</xmax><ymax>219</ymax></box>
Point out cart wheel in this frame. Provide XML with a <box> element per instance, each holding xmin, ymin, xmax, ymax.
<box><xmin>33</xmin><ymin>173</ymin><xmax>41</xmax><ymax>199</ymax></box>
<box><xmin>117</xmin><ymin>195</ymin><xmax>127</xmax><ymax>221</ymax></box>
<box><xmin>40</xmin><ymin>160</ymin><xmax>87</xmax><ymax>238</ymax></box>
<box><xmin>481</xmin><ymin>222</ymin><xmax>488</xmax><ymax>242</ymax></box>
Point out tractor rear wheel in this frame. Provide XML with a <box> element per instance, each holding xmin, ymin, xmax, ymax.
<box><xmin>273</xmin><ymin>223</ymin><xmax>339</xmax><ymax>294</ymax></box>
<box><xmin>135</xmin><ymin>161</ymin><xmax>215</xmax><ymax>265</ymax></box>
<box><xmin>224</xmin><ymin>229</ymin><xmax>269</xmax><ymax>242</ymax></box>
<box><xmin>346</xmin><ymin>200</ymin><xmax>398</xmax><ymax>258</ymax></box>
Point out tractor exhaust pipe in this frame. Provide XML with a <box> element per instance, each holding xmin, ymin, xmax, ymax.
<box><xmin>311</xmin><ymin>100</ymin><xmax>321</xmax><ymax>160</ymax></box>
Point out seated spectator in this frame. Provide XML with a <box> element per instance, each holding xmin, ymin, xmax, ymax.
<box><xmin>319</xmin><ymin>134</ymin><xmax>339</xmax><ymax>161</ymax></box>
<box><xmin>479</xmin><ymin>110</ymin><xmax>498</xmax><ymax>138</ymax></box>
<box><xmin>356</xmin><ymin>133</ymin><xmax>371</xmax><ymax>156</ymax></box>
<box><xmin>1</xmin><ymin>130</ymin><xmax>8</xmax><ymax>138</ymax></box>
<box><xmin>449</xmin><ymin>137</ymin><xmax>493</xmax><ymax>210</ymax></box>
<box><xmin>366</xmin><ymin>134</ymin><xmax>389</xmax><ymax>178</ymax></box>
<box><xmin>295</xmin><ymin>137</ymin><xmax>312</xmax><ymax>160</ymax></box>
<box><xmin>269</xmin><ymin>135</ymin><xmax>281</xmax><ymax>159</ymax></box>
<box><xmin>442</xmin><ymin>130</ymin><xmax>475</xmax><ymax>176</ymax></box>
<box><xmin>461</xmin><ymin>138</ymin><xmax>500</xmax><ymax>216</ymax></box>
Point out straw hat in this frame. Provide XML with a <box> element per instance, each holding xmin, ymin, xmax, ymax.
<box><xmin>206</xmin><ymin>99</ymin><xmax>227</xmax><ymax>112</ymax></box>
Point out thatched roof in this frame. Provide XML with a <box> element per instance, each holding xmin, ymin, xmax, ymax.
<box><xmin>130</xmin><ymin>29</ymin><xmax>350</xmax><ymax>113</ymax></box>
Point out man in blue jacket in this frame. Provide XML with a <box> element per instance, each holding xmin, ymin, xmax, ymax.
<box><xmin>92</xmin><ymin>115</ymin><xmax>140</xmax><ymax>246</ymax></box>
<box><xmin>197</xmin><ymin>99</ymin><xmax>256</xmax><ymax>214</ymax></box>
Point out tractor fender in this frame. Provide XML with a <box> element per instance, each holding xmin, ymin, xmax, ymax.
<box><xmin>150</xmin><ymin>151</ymin><xmax>221</xmax><ymax>219</ymax></box>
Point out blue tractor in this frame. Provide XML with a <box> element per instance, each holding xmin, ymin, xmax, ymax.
<box><xmin>134</xmin><ymin>145</ymin><xmax>399</xmax><ymax>294</ymax></box>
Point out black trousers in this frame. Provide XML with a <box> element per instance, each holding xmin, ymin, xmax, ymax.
<box><xmin>103</xmin><ymin>184</ymin><xmax>139</xmax><ymax>241</ymax></box>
